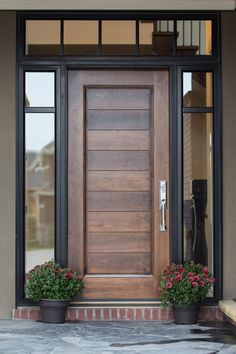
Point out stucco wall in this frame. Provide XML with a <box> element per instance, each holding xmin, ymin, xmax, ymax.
<box><xmin>0</xmin><ymin>11</ymin><xmax>16</xmax><ymax>318</ymax></box>
<box><xmin>222</xmin><ymin>12</ymin><xmax>236</xmax><ymax>299</ymax></box>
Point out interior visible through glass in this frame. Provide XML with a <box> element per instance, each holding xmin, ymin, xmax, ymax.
<box><xmin>64</xmin><ymin>20</ymin><xmax>99</xmax><ymax>55</ymax></box>
<box><xmin>25</xmin><ymin>20</ymin><xmax>61</xmax><ymax>55</ymax></box>
<box><xmin>183</xmin><ymin>113</ymin><xmax>213</xmax><ymax>275</ymax></box>
<box><xmin>139</xmin><ymin>20</ymin><xmax>174</xmax><ymax>55</ymax></box>
<box><xmin>102</xmin><ymin>20</ymin><xmax>136</xmax><ymax>55</ymax></box>
<box><xmin>183</xmin><ymin>72</ymin><xmax>213</xmax><ymax>107</ymax></box>
<box><xmin>177</xmin><ymin>20</ymin><xmax>212</xmax><ymax>55</ymax></box>
<box><xmin>25</xmin><ymin>18</ymin><xmax>213</xmax><ymax>57</ymax></box>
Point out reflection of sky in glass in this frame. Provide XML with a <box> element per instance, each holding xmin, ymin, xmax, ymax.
<box><xmin>25</xmin><ymin>72</ymin><xmax>55</xmax><ymax>107</ymax></box>
<box><xmin>26</xmin><ymin>113</ymin><xmax>54</xmax><ymax>152</ymax></box>
<box><xmin>183</xmin><ymin>72</ymin><xmax>192</xmax><ymax>96</ymax></box>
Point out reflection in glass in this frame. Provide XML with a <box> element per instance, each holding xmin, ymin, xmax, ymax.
<box><xmin>25</xmin><ymin>113</ymin><xmax>55</xmax><ymax>272</ymax></box>
<box><xmin>183</xmin><ymin>113</ymin><xmax>213</xmax><ymax>274</ymax></box>
<box><xmin>177</xmin><ymin>20</ymin><xmax>212</xmax><ymax>56</ymax></box>
<box><xmin>64</xmin><ymin>20</ymin><xmax>99</xmax><ymax>55</ymax></box>
<box><xmin>183</xmin><ymin>72</ymin><xmax>212</xmax><ymax>107</ymax></box>
<box><xmin>25</xmin><ymin>20</ymin><xmax>61</xmax><ymax>55</ymax></box>
<box><xmin>25</xmin><ymin>72</ymin><xmax>55</xmax><ymax>107</ymax></box>
<box><xmin>102</xmin><ymin>21</ymin><xmax>136</xmax><ymax>55</ymax></box>
<box><xmin>139</xmin><ymin>20</ymin><xmax>174</xmax><ymax>55</ymax></box>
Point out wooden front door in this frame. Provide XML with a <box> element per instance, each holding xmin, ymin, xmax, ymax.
<box><xmin>68</xmin><ymin>70</ymin><xmax>169</xmax><ymax>300</ymax></box>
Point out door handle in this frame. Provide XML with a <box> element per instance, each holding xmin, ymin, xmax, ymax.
<box><xmin>159</xmin><ymin>180</ymin><xmax>167</xmax><ymax>232</ymax></box>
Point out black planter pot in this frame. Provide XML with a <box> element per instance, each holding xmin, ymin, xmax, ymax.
<box><xmin>39</xmin><ymin>299</ymin><xmax>69</xmax><ymax>323</ymax></box>
<box><xmin>172</xmin><ymin>304</ymin><xmax>199</xmax><ymax>324</ymax></box>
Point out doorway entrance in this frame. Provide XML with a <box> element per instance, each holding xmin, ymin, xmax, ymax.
<box><xmin>68</xmin><ymin>70</ymin><xmax>170</xmax><ymax>300</ymax></box>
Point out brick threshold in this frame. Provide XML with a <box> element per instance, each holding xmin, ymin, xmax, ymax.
<box><xmin>13</xmin><ymin>305</ymin><xmax>224</xmax><ymax>322</ymax></box>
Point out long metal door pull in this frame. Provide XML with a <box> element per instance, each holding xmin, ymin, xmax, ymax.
<box><xmin>159</xmin><ymin>180</ymin><xmax>167</xmax><ymax>232</ymax></box>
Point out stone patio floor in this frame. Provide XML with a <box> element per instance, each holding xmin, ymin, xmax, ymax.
<box><xmin>0</xmin><ymin>320</ymin><xmax>236</xmax><ymax>353</ymax></box>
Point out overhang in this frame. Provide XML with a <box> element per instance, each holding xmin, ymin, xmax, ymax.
<box><xmin>0</xmin><ymin>0</ymin><xmax>234</xmax><ymax>11</ymax></box>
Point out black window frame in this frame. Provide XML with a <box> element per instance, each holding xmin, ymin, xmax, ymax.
<box><xmin>16</xmin><ymin>11</ymin><xmax>222</xmax><ymax>306</ymax></box>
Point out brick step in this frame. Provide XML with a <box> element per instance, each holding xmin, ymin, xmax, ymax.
<box><xmin>13</xmin><ymin>305</ymin><xmax>223</xmax><ymax>322</ymax></box>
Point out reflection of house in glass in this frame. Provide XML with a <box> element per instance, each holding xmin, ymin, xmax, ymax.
<box><xmin>25</xmin><ymin>141</ymin><xmax>54</xmax><ymax>250</ymax></box>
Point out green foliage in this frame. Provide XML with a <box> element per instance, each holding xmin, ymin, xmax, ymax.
<box><xmin>25</xmin><ymin>260</ymin><xmax>84</xmax><ymax>302</ymax></box>
<box><xmin>160</xmin><ymin>261</ymin><xmax>215</xmax><ymax>307</ymax></box>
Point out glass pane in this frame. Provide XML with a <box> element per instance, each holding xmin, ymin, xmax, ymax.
<box><xmin>25</xmin><ymin>113</ymin><xmax>55</xmax><ymax>273</ymax></box>
<box><xmin>64</xmin><ymin>20</ymin><xmax>98</xmax><ymax>55</ymax></box>
<box><xmin>183</xmin><ymin>113</ymin><xmax>213</xmax><ymax>274</ymax></box>
<box><xmin>139</xmin><ymin>20</ymin><xmax>174</xmax><ymax>56</ymax></box>
<box><xmin>102</xmin><ymin>20</ymin><xmax>136</xmax><ymax>55</ymax></box>
<box><xmin>25</xmin><ymin>72</ymin><xmax>55</xmax><ymax>107</ymax></box>
<box><xmin>177</xmin><ymin>20</ymin><xmax>212</xmax><ymax>56</ymax></box>
<box><xmin>26</xmin><ymin>20</ymin><xmax>61</xmax><ymax>55</ymax></box>
<box><xmin>183</xmin><ymin>72</ymin><xmax>213</xmax><ymax>107</ymax></box>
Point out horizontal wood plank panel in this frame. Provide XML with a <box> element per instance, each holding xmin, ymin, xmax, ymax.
<box><xmin>87</xmin><ymin>130</ymin><xmax>150</xmax><ymax>151</ymax></box>
<box><xmin>87</xmin><ymin>171</ymin><xmax>150</xmax><ymax>191</ymax></box>
<box><xmin>87</xmin><ymin>253</ymin><xmax>151</xmax><ymax>274</ymax></box>
<box><xmin>87</xmin><ymin>88</ymin><xmax>150</xmax><ymax>110</ymax></box>
<box><xmin>87</xmin><ymin>110</ymin><xmax>150</xmax><ymax>130</ymax></box>
<box><xmin>87</xmin><ymin>232</ymin><xmax>150</xmax><ymax>252</ymax></box>
<box><xmin>87</xmin><ymin>151</ymin><xmax>150</xmax><ymax>171</ymax></box>
<box><xmin>79</xmin><ymin>277</ymin><xmax>156</xmax><ymax>299</ymax></box>
<box><xmin>87</xmin><ymin>192</ymin><xmax>150</xmax><ymax>211</ymax></box>
<box><xmin>87</xmin><ymin>212</ymin><xmax>150</xmax><ymax>232</ymax></box>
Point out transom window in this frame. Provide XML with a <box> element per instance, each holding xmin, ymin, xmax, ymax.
<box><xmin>24</xmin><ymin>18</ymin><xmax>213</xmax><ymax>57</ymax></box>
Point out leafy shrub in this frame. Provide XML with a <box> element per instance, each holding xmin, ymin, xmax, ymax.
<box><xmin>25</xmin><ymin>260</ymin><xmax>84</xmax><ymax>302</ymax></box>
<box><xmin>160</xmin><ymin>261</ymin><xmax>215</xmax><ymax>307</ymax></box>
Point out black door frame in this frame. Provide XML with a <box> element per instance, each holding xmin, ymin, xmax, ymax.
<box><xmin>16</xmin><ymin>11</ymin><xmax>222</xmax><ymax>305</ymax></box>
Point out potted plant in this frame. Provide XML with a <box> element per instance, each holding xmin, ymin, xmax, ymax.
<box><xmin>25</xmin><ymin>260</ymin><xmax>84</xmax><ymax>323</ymax></box>
<box><xmin>160</xmin><ymin>261</ymin><xmax>215</xmax><ymax>324</ymax></box>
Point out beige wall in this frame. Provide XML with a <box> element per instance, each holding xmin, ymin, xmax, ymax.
<box><xmin>0</xmin><ymin>11</ymin><xmax>16</xmax><ymax>319</ymax></box>
<box><xmin>222</xmin><ymin>12</ymin><xmax>236</xmax><ymax>299</ymax></box>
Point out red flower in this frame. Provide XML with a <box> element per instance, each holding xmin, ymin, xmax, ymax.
<box><xmin>192</xmin><ymin>281</ymin><xmax>198</xmax><ymax>287</ymax></box>
<box><xmin>193</xmin><ymin>275</ymin><xmax>200</xmax><ymax>281</ymax></box>
<box><xmin>199</xmin><ymin>281</ymin><xmax>205</xmax><ymax>287</ymax></box>
<box><xmin>66</xmin><ymin>271</ymin><xmax>73</xmax><ymax>279</ymax></box>
<box><xmin>178</xmin><ymin>266</ymin><xmax>185</xmax><ymax>273</ymax></box>
<box><xmin>166</xmin><ymin>282</ymin><xmax>173</xmax><ymax>289</ymax></box>
<box><xmin>188</xmin><ymin>272</ymin><xmax>194</xmax><ymax>277</ymax></box>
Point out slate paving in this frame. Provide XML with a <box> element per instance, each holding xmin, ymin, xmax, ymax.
<box><xmin>0</xmin><ymin>320</ymin><xmax>236</xmax><ymax>353</ymax></box>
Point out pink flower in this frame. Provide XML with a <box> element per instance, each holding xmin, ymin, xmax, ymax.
<box><xmin>199</xmin><ymin>281</ymin><xmax>205</xmax><ymax>287</ymax></box>
<box><xmin>175</xmin><ymin>274</ymin><xmax>182</xmax><ymax>282</ymax></box>
<box><xmin>188</xmin><ymin>276</ymin><xmax>194</xmax><ymax>283</ymax></box>
<box><xmin>203</xmin><ymin>267</ymin><xmax>209</xmax><ymax>274</ymax></box>
<box><xmin>208</xmin><ymin>277</ymin><xmax>215</xmax><ymax>284</ymax></box>
<box><xmin>192</xmin><ymin>281</ymin><xmax>198</xmax><ymax>287</ymax></box>
<box><xmin>188</xmin><ymin>272</ymin><xmax>194</xmax><ymax>277</ymax></box>
<box><xmin>193</xmin><ymin>275</ymin><xmax>200</xmax><ymax>281</ymax></box>
<box><xmin>166</xmin><ymin>282</ymin><xmax>173</xmax><ymax>289</ymax></box>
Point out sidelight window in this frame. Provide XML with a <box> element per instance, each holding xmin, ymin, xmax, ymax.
<box><xmin>182</xmin><ymin>71</ymin><xmax>214</xmax><ymax>276</ymax></box>
<box><xmin>24</xmin><ymin>72</ymin><xmax>56</xmax><ymax>273</ymax></box>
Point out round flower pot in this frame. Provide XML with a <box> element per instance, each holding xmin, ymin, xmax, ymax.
<box><xmin>172</xmin><ymin>304</ymin><xmax>199</xmax><ymax>324</ymax></box>
<box><xmin>39</xmin><ymin>299</ymin><xmax>69</xmax><ymax>323</ymax></box>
